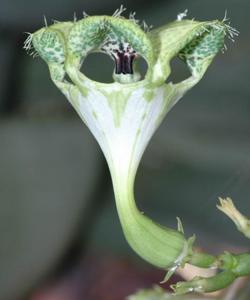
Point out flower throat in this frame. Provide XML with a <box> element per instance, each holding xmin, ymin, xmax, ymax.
<box><xmin>101</xmin><ymin>40</ymin><xmax>137</xmax><ymax>75</ymax></box>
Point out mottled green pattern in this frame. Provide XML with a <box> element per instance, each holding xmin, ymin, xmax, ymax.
<box><xmin>66</xmin><ymin>16</ymin><xmax>153</xmax><ymax>67</ymax></box>
<box><xmin>147</xmin><ymin>20</ymin><xmax>228</xmax><ymax>84</ymax></box>
<box><xmin>32</xmin><ymin>29</ymin><xmax>66</xmax><ymax>63</ymax></box>
<box><xmin>107</xmin><ymin>17</ymin><xmax>154</xmax><ymax>65</ymax></box>
<box><xmin>179</xmin><ymin>23</ymin><xmax>225</xmax><ymax>75</ymax></box>
<box><xmin>48</xmin><ymin>64</ymin><xmax>65</xmax><ymax>81</ymax></box>
<box><xmin>31</xmin><ymin>16</ymin><xmax>229</xmax><ymax>87</ymax></box>
<box><xmin>67</xmin><ymin>17</ymin><xmax>108</xmax><ymax>57</ymax></box>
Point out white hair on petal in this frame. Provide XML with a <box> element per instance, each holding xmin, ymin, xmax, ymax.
<box><xmin>82</xmin><ymin>11</ymin><xmax>89</xmax><ymax>18</ymax></box>
<box><xmin>73</xmin><ymin>12</ymin><xmax>77</xmax><ymax>22</ymax></box>
<box><xmin>141</xmin><ymin>20</ymin><xmax>153</xmax><ymax>32</ymax></box>
<box><xmin>23</xmin><ymin>32</ymin><xmax>33</xmax><ymax>51</ymax></box>
<box><xmin>177</xmin><ymin>9</ymin><xmax>188</xmax><ymax>21</ymax></box>
<box><xmin>23</xmin><ymin>32</ymin><xmax>39</xmax><ymax>58</ymax></box>
<box><xmin>43</xmin><ymin>15</ymin><xmax>48</xmax><ymax>27</ymax></box>
<box><xmin>112</xmin><ymin>5</ymin><xmax>126</xmax><ymax>17</ymax></box>
<box><xmin>129</xmin><ymin>11</ymin><xmax>140</xmax><ymax>24</ymax></box>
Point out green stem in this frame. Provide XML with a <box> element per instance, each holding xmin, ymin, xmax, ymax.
<box><xmin>172</xmin><ymin>270</ymin><xmax>236</xmax><ymax>294</ymax></box>
<box><xmin>181</xmin><ymin>198</ymin><xmax>250</xmax><ymax>294</ymax></box>
<box><xmin>189</xmin><ymin>251</ymin><xmax>217</xmax><ymax>268</ymax></box>
<box><xmin>173</xmin><ymin>251</ymin><xmax>250</xmax><ymax>294</ymax></box>
<box><xmin>191</xmin><ymin>250</ymin><xmax>250</xmax><ymax>275</ymax></box>
<box><xmin>111</xmin><ymin>170</ymin><xmax>188</xmax><ymax>270</ymax></box>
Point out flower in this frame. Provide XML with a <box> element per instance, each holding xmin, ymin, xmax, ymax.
<box><xmin>217</xmin><ymin>197</ymin><xmax>250</xmax><ymax>239</ymax></box>
<box><xmin>25</xmin><ymin>9</ymin><xmax>238</xmax><ymax>276</ymax></box>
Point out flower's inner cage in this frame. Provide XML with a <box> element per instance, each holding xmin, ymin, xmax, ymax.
<box><xmin>80</xmin><ymin>51</ymin><xmax>148</xmax><ymax>83</ymax></box>
<box><xmin>167</xmin><ymin>21</ymin><xmax>232</xmax><ymax>84</ymax></box>
<box><xmin>81</xmin><ymin>53</ymin><xmax>114</xmax><ymax>83</ymax></box>
<box><xmin>166</xmin><ymin>57</ymin><xmax>191</xmax><ymax>84</ymax></box>
<box><xmin>101</xmin><ymin>40</ymin><xmax>137</xmax><ymax>75</ymax></box>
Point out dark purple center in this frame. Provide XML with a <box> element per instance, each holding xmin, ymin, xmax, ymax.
<box><xmin>101</xmin><ymin>41</ymin><xmax>137</xmax><ymax>75</ymax></box>
<box><xmin>112</xmin><ymin>50</ymin><xmax>137</xmax><ymax>74</ymax></box>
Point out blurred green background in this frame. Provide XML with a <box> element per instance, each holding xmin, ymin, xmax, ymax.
<box><xmin>0</xmin><ymin>0</ymin><xmax>249</xmax><ymax>299</ymax></box>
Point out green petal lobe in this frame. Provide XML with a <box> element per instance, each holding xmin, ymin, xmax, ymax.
<box><xmin>148</xmin><ymin>20</ymin><xmax>228</xmax><ymax>85</ymax></box>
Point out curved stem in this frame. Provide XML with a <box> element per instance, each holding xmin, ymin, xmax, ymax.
<box><xmin>111</xmin><ymin>170</ymin><xmax>188</xmax><ymax>270</ymax></box>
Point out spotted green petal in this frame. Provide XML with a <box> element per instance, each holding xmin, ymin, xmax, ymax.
<box><xmin>148</xmin><ymin>20</ymin><xmax>228</xmax><ymax>85</ymax></box>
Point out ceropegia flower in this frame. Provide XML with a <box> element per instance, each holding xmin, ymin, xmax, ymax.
<box><xmin>25</xmin><ymin>8</ymin><xmax>238</xmax><ymax>280</ymax></box>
